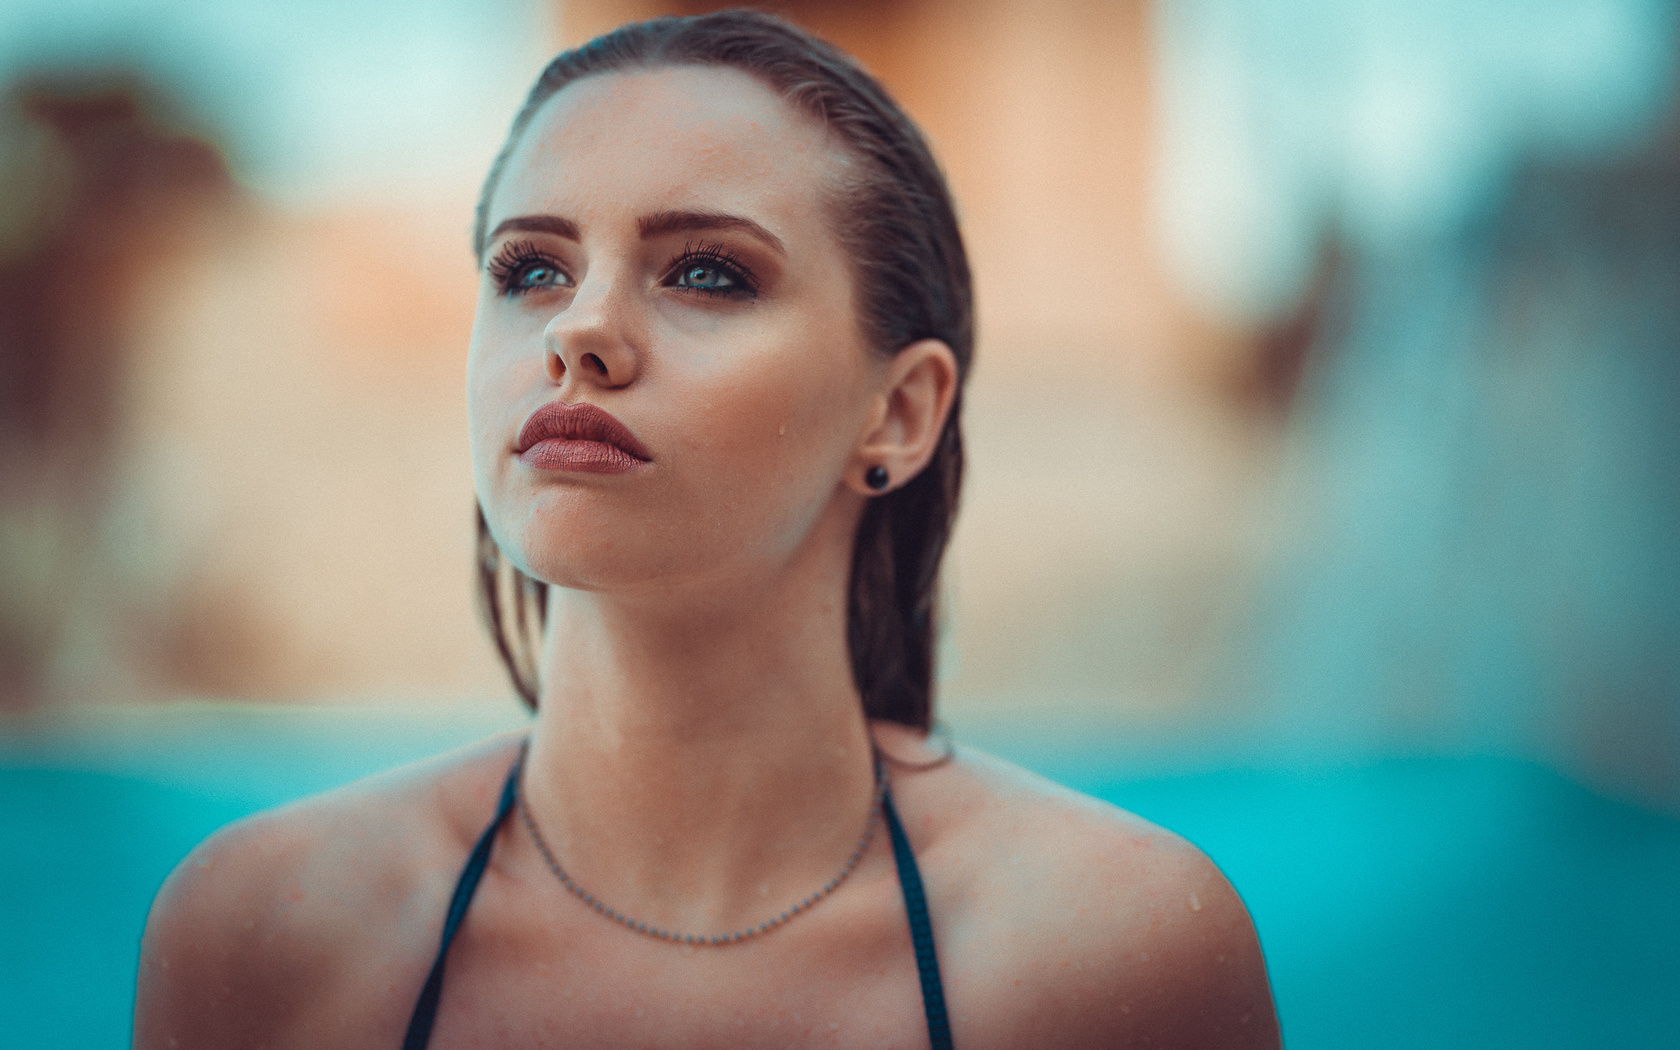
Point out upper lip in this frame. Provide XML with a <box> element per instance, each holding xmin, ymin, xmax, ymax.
<box><xmin>515</xmin><ymin>401</ymin><xmax>652</xmax><ymax>460</ymax></box>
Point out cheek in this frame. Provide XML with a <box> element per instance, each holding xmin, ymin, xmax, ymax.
<box><xmin>465</xmin><ymin>324</ymin><xmax>501</xmax><ymax>490</ymax></box>
<box><xmin>667</xmin><ymin>331</ymin><xmax>868</xmax><ymax>544</ymax></box>
<box><xmin>466</xmin><ymin>308</ymin><xmax>539</xmax><ymax>510</ymax></box>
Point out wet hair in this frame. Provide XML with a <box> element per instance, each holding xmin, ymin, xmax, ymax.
<box><xmin>474</xmin><ymin>9</ymin><xmax>972</xmax><ymax>730</ymax></box>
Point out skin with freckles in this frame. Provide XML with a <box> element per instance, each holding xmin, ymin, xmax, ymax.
<box><xmin>135</xmin><ymin>67</ymin><xmax>1280</xmax><ymax>1049</ymax></box>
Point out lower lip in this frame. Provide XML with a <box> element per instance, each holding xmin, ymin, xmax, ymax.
<box><xmin>519</xmin><ymin>439</ymin><xmax>648</xmax><ymax>474</ymax></box>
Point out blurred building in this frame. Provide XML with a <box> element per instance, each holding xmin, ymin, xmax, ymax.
<box><xmin>0</xmin><ymin>73</ymin><xmax>236</xmax><ymax>708</ymax></box>
<box><xmin>1</xmin><ymin>0</ymin><xmax>1677</xmax><ymax>812</ymax></box>
<box><xmin>1144</xmin><ymin>0</ymin><xmax>1680</xmax><ymax>810</ymax></box>
<box><xmin>1232</xmin><ymin>103</ymin><xmax>1680</xmax><ymax>809</ymax></box>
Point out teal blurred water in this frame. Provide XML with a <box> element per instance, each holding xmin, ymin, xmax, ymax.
<box><xmin>3</xmin><ymin>708</ymin><xmax>1678</xmax><ymax>1049</ymax></box>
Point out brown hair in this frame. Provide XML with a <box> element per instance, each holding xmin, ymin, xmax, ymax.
<box><xmin>475</xmin><ymin>9</ymin><xmax>972</xmax><ymax>730</ymax></box>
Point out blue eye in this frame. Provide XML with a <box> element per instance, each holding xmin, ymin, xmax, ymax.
<box><xmin>676</xmin><ymin>263</ymin><xmax>734</xmax><ymax>290</ymax></box>
<box><xmin>666</xmin><ymin>243</ymin><xmax>757</xmax><ymax>298</ymax></box>
<box><xmin>487</xmin><ymin>240</ymin><xmax>568</xmax><ymax>296</ymax></box>
<box><xmin>515</xmin><ymin>262</ymin><xmax>561</xmax><ymax>289</ymax></box>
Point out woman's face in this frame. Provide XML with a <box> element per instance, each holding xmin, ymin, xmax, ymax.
<box><xmin>469</xmin><ymin>66</ymin><xmax>880</xmax><ymax>596</ymax></box>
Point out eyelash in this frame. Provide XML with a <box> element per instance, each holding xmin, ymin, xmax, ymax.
<box><xmin>483</xmin><ymin>239</ymin><xmax>760</xmax><ymax>299</ymax></box>
<box><xmin>486</xmin><ymin>240</ymin><xmax>565</xmax><ymax>296</ymax></box>
<box><xmin>664</xmin><ymin>240</ymin><xmax>758</xmax><ymax>298</ymax></box>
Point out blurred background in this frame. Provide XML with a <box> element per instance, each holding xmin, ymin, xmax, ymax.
<box><xmin>3</xmin><ymin>0</ymin><xmax>1679</xmax><ymax>1046</ymax></box>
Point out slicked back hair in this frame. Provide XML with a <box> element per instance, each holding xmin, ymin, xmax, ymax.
<box><xmin>474</xmin><ymin>9</ymin><xmax>972</xmax><ymax>730</ymax></box>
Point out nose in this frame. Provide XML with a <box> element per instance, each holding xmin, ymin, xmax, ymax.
<box><xmin>542</xmin><ymin>266</ymin><xmax>642</xmax><ymax>391</ymax></box>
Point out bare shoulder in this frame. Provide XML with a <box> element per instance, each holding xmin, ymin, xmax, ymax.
<box><xmin>134</xmin><ymin>731</ymin><xmax>526</xmax><ymax>1050</ymax></box>
<box><xmin>873</xmin><ymin>724</ymin><xmax>1280</xmax><ymax>1050</ymax></box>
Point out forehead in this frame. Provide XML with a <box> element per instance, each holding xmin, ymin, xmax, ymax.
<box><xmin>489</xmin><ymin>65</ymin><xmax>843</xmax><ymax>231</ymax></box>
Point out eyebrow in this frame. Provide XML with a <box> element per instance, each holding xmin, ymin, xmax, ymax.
<box><xmin>486</xmin><ymin>210</ymin><xmax>786</xmax><ymax>257</ymax></box>
<box><xmin>638</xmin><ymin>210</ymin><xmax>786</xmax><ymax>257</ymax></box>
<box><xmin>488</xmin><ymin>215</ymin><xmax>580</xmax><ymax>242</ymax></box>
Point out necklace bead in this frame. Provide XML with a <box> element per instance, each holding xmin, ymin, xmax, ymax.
<box><xmin>517</xmin><ymin>760</ymin><xmax>887</xmax><ymax>946</ymax></box>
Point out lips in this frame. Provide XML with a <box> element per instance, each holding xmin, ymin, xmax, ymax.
<box><xmin>515</xmin><ymin>401</ymin><xmax>651</xmax><ymax>474</ymax></box>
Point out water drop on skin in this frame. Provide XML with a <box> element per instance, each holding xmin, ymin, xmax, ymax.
<box><xmin>1189</xmin><ymin>893</ymin><xmax>1202</xmax><ymax>912</ymax></box>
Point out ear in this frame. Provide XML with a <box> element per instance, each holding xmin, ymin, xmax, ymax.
<box><xmin>847</xmin><ymin>339</ymin><xmax>960</xmax><ymax>496</ymax></box>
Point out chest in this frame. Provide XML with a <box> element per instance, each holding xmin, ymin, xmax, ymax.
<box><xmin>419</xmin><ymin>872</ymin><xmax>939</xmax><ymax>1049</ymax></box>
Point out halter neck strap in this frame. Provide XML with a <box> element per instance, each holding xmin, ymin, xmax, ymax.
<box><xmin>883</xmin><ymin>787</ymin><xmax>955</xmax><ymax>1050</ymax></box>
<box><xmin>400</xmin><ymin>744</ymin><xmax>524</xmax><ymax>1050</ymax></box>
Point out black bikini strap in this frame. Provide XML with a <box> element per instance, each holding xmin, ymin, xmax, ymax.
<box><xmin>883</xmin><ymin>789</ymin><xmax>954</xmax><ymax>1050</ymax></box>
<box><xmin>404</xmin><ymin>751</ymin><xmax>952</xmax><ymax>1050</ymax></box>
<box><xmin>401</xmin><ymin>746</ymin><xmax>525</xmax><ymax>1050</ymax></box>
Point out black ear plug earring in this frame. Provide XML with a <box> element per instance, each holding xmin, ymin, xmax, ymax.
<box><xmin>865</xmin><ymin>465</ymin><xmax>890</xmax><ymax>491</ymax></box>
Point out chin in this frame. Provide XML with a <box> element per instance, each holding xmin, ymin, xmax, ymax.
<box><xmin>514</xmin><ymin>537</ymin><xmax>670</xmax><ymax>594</ymax></box>
<box><xmin>483</xmin><ymin>461</ymin><xmax>839</xmax><ymax>599</ymax></box>
<box><xmin>490</xmin><ymin>493</ymin><xmax>708</xmax><ymax>595</ymax></box>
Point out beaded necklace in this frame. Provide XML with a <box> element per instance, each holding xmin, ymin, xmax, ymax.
<box><xmin>516</xmin><ymin>757</ymin><xmax>886</xmax><ymax>946</ymax></box>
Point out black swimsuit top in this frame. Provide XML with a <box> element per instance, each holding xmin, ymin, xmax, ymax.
<box><xmin>402</xmin><ymin>748</ymin><xmax>953</xmax><ymax>1049</ymax></box>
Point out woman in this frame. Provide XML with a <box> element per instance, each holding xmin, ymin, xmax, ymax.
<box><xmin>136</xmin><ymin>12</ymin><xmax>1280</xmax><ymax>1048</ymax></box>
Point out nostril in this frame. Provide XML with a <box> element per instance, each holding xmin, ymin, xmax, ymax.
<box><xmin>583</xmin><ymin>352</ymin><xmax>607</xmax><ymax>376</ymax></box>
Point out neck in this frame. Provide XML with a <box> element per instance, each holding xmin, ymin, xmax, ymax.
<box><xmin>520</xmin><ymin>527</ymin><xmax>879</xmax><ymax>934</ymax></box>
